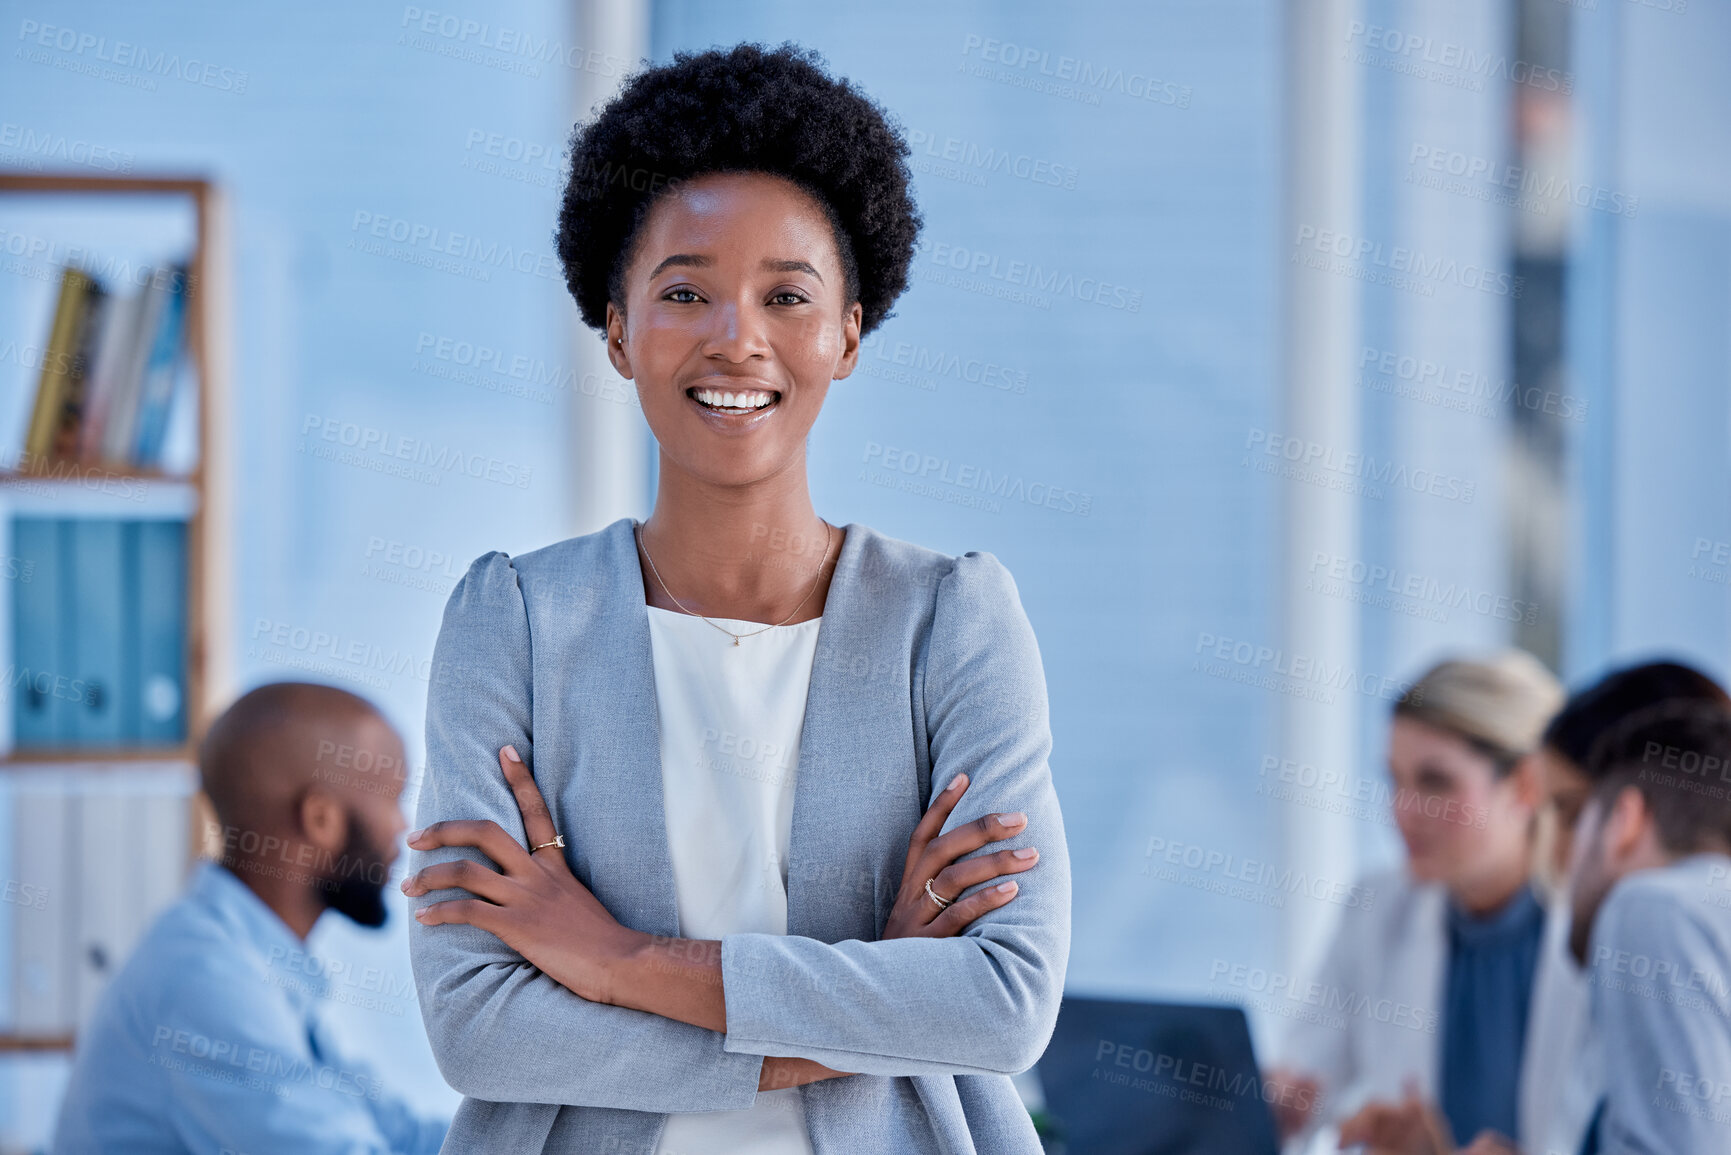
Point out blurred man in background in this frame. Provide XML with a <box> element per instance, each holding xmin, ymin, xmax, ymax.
<box><xmin>1526</xmin><ymin>661</ymin><xmax>1731</xmax><ymax>1155</ymax></box>
<box><xmin>51</xmin><ymin>681</ymin><xmax>447</xmax><ymax>1155</ymax></box>
<box><xmin>1341</xmin><ymin>698</ymin><xmax>1731</xmax><ymax>1155</ymax></box>
<box><xmin>1534</xmin><ymin>661</ymin><xmax>1731</xmax><ymax>886</ymax></box>
<box><xmin>1564</xmin><ymin>700</ymin><xmax>1731</xmax><ymax>1154</ymax></box>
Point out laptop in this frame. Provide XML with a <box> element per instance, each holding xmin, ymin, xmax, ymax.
<box><xmin>1034</xmin><ymin>997</ymin><xmax>1283</xmax><ymax>1155</ymax></box>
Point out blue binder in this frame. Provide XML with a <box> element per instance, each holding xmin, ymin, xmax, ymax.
<box><xmin>11</xmin><ymin>518</ymin><xmax>67</xmax><ymax>746</ymax></box>
<box><xmin>69</xmin><ymin>519</ymin><xmax>126</xmax><ymax>746</ymax></box>
<box><xmin>131</xmin><ymin>519</ymin><xmax>187</xmax><ymax>744</ymax></box>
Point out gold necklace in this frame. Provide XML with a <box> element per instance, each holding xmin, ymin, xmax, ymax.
<box><xmin>636</xmin><ymin>519</ymin><xmax>832</xmax><ymax>646</ymax></box>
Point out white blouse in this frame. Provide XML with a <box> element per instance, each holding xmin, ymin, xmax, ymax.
<box><xmin>645</xmin><ymin>604</ymin><xmax>823</xmax><ymax>1155</ymax></box>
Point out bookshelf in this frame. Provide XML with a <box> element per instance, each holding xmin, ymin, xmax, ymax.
<box><xmin>0</xmin><ymin>172</ymin><xmax>233</xmax><ymax>1052</ymax></box>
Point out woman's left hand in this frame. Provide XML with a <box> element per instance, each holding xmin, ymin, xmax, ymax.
<box><xmin>400</xmin><ymin>744</ymin><xmax>645</xmax><ymax>1005</ymax></box>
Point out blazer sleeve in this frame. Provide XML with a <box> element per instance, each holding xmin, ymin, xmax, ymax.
<box><xmin>407</xmin><ymin>551</ymin><xmax>765</xmax><ymax>1112</ymax></box>
<box><xmin>717</xmin><ymin>550</ymin><xmax>1073</xmax><ymax>1077</ymax></box>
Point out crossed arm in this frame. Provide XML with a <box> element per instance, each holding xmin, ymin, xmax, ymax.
<box><xmin>401</xmin><ymin>746</ymin><xmax>1036</xmax><ymax>1089</ymax></box>
<box><xmin>404</xmin><ymin>549</ymin><xmax>1069</xmax><ymax>1110</ymax></box>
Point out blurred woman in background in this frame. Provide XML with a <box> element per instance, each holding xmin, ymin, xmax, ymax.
<box><xmin>1266</xmin><ymin>651</ymin><xmax>1573</xmax><ymax>1154</ymax></box>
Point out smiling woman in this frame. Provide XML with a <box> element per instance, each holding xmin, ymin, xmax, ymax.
<box><xmin>605</xmin><ymin>170</ymin><xmax>862</xmax><ymax>494</ymax></box>
<box><xmin>402</xmin><ymin>41</ymin><xmax>1072</xmax><ymax>1155</ymax></box>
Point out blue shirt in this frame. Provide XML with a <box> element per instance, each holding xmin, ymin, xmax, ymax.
<box><xmin>1586</xmin><ymin>853</ymin><xmax>1731</xmax><ymax>1155</ymax></box>
<box><xmin>51</xmin><ymin>861</ymin><xmax>447</xmax><ymax>1155</ymax></box>
<box><xmin>1439</xmin><ymin>882</ymin><xmax>1545</xmax><ymax>1146</ymax></box>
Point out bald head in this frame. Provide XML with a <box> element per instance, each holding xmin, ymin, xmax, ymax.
<box><xmin>199</xmin><ymin>682</ymin><xmax>401</xmax><ymax>831</ymax></box>
<box><xmin>200</xmin><ymin>682</ymin><xmax>410</xmax><ymax>933</ymax></box>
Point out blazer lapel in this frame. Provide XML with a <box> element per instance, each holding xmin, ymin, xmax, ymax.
<box><xmin>565</xmin><ymin>519</ymin><xmax>913</xmax><ymax>946</ymax></box>
<box><xmin>558</xmin><ymin>517</ymin><xmax>683</xmax><ymax>936</ymax></box>
<box><xmin>784</xmin><ymin>524</ymin><xmax>919</xmax><ymax>944</ymax></box>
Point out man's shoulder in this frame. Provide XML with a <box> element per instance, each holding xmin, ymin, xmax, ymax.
<box><xmin>60</xmin><ymin>893</ymin><xmax>229</xmax><ymax>1087</ymax></box>
<box><xmin>102</xmin><ymin>883</ymin><xmax>277</xmax><ymax>1016</ymax></box>
<box><xmin>1603</xmin><ymin>855</ymin><xmax>1731</xmax><ymax>922</ymax></box>
<box><xmin>1594</xmin><ymin>855</ymin><xmax>1731</xmax><ymax>974</ymax></box>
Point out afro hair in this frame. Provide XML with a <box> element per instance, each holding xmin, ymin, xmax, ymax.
<box><xmin>554</xmin><ymin>41</ymin><xmax>922</xmax><ymax>337</ymax></box>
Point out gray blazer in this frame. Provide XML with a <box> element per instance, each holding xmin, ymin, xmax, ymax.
<box><xmin>407</xmin><ymin>516</ymin><xmax>1072</xmax><ymax>1154</ymax></box>
<box><xmin>1590</xmin><ymin>853</ymin><xmax>1731</xmax><ymax>1154</ymax></box>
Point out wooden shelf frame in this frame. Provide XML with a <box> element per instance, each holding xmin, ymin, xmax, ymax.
<box><xmin>0</xmin><ymin>170</ymin><xmax>233</xmax><ymax>769</ymax></box>
<box><xmin>0</xmin><ymin>172</ymin><xmax>233</xmax><ymax>1051</ymax></box>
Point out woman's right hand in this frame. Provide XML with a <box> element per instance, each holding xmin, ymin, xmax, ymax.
<box><xmin>882</xmin><ymin>771</ymin><xmax>1039</xmax><ymax>940</ymax></box>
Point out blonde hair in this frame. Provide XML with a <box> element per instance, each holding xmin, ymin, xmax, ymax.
<box><xmin>1394</xmin><ymin>650</ymin><xmax>1565</xmax><ymax>773</ymax></box>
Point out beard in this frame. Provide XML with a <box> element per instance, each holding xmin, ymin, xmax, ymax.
<box><xmin>322</xmin><ymin>820</ymin><xmax>393</xmax><ymax>929</ymax></box>
<box><xmin>1567</xmin><ymin>840</ymin><xmax>1613</xmax><ymax>967</ymax></box>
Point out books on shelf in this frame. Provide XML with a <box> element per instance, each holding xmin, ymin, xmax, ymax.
<box><xmin>21</xmin><ymin>260</ymin><xmax>194</xmax><ymax>474</ymax></box>
<box><xmin>23</xmin><ymin>266</ymin><xmax>101</xmax><ymax>461</ymax></box>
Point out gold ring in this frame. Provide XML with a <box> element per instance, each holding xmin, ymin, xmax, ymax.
<box><xmin>924</xmin><ymin>878</ymin><xmax>952</xmax><ymax>909</ymax></box>
<box><xmin>530</xmin><ymin>834</ymin><xmax>566</xmax><ymax>853</ymax></box>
